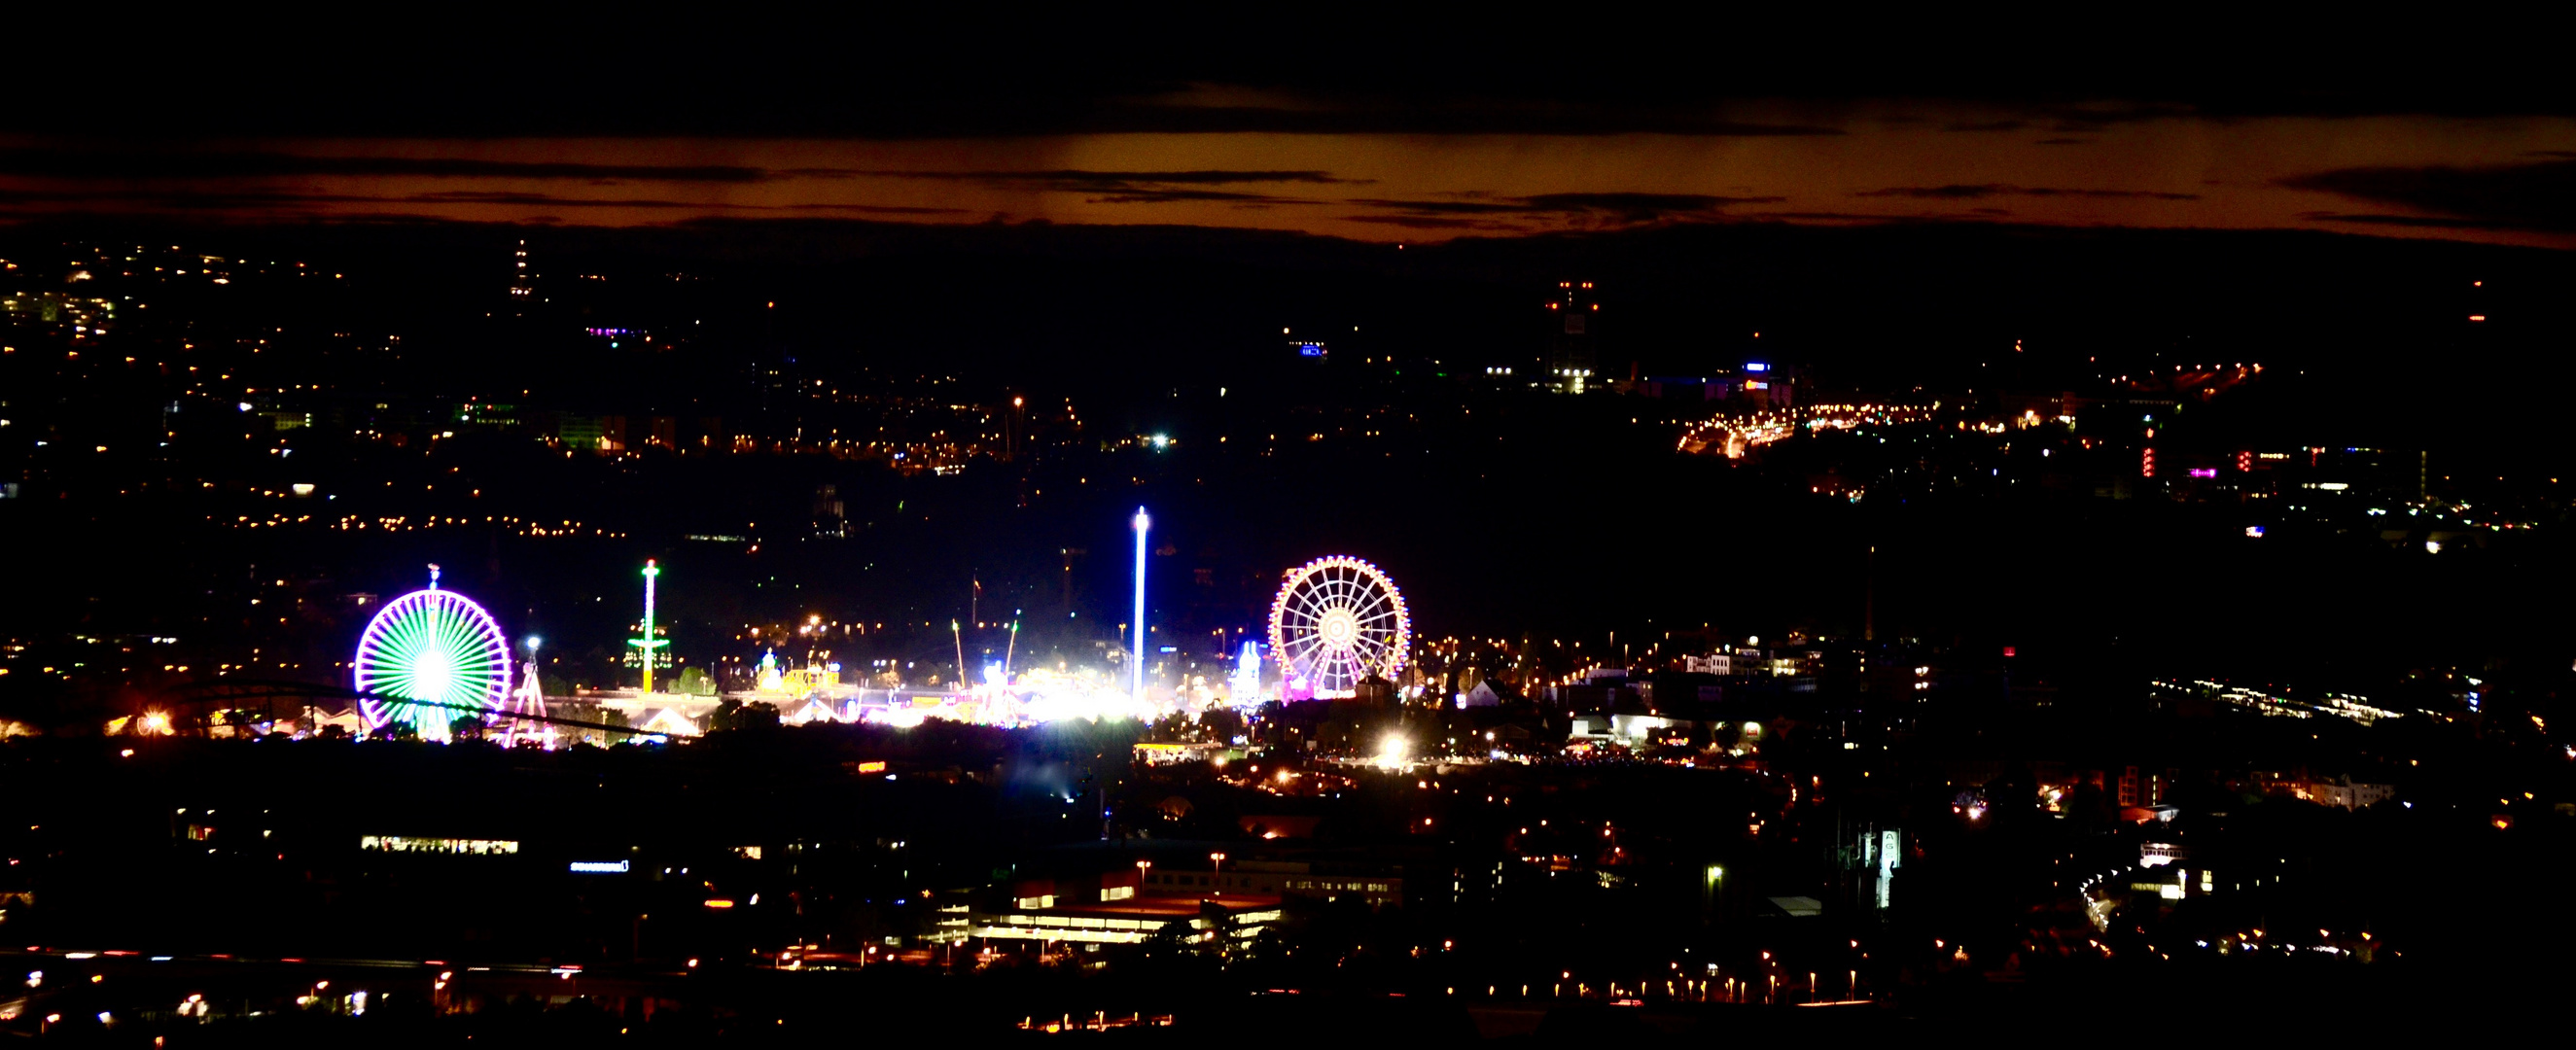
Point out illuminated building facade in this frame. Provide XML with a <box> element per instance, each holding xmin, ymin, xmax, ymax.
<box><xmin>969</xmin><ymin>871</ymin><xmax>1282</xmax><ymax>945</ymax></box>
<box><xmin>1731</xmin><ymin>361</ymin><xmax>1794</xmax><ymax>410</ymax></box>
<box><xmin>1545</xmin><ymin>280</ymin><xmax>1600</xmax><ymax>393</ymax></box>
<box><xmin>360</xmin><ymin>835</ymin><xmax>520</xmax><ymax>856</ymax></box>
<box><xmin>1143</xmin><ymin>859</ymin><xmax>1404</xmax><ymax>908</ymax></box>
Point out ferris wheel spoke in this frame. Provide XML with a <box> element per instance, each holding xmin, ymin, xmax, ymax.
<box><xmin>368</xmin><ymin>617</ymin><xmax>411</xmax><ymax>655</ymax></box>
<box><xmin>431</xmin><ymin>611</ymin><xmax>471</xmax><ymax>666</ymax></box>
<box><xmin>451</xmin><ymin>618</ymin><xmax>494</xmax><ymax>679</ymax></box>
<box><xmin>419</xmin><ymin>609</ymin><xmax>457</xmax><ymax>655</ymax></box>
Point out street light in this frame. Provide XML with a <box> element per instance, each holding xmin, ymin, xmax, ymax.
<box><xmin>1210</xmin><ymin>852</ymin><xmax>1226</xmax><ymax>875</ymax></box>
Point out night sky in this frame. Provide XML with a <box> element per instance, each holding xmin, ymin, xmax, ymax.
<box><xmin>7</xmin><ymin>23</ymin><xmax>2574</xmax><ymax>246</ymax></box>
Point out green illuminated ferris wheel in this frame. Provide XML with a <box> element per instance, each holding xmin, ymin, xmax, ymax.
<box><xmin>352</xmin><ymin>565</ymin><xmax>512</xmax><ymax>740</ymax></box>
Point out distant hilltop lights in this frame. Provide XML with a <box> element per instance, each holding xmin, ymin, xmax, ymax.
<box><xmin>1678</xmin><ymin>402</ymin><xmax>1935</xmax><ymax>461</ymax></box>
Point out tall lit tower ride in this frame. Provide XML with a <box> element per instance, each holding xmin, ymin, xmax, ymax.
<box><xmin>627</xmin><ymin>560</ymin><xmax>670</xmax><ymax>692</ymax></box>
<box><xmin>1131</xmin><ymin>508</ymin><xmax>1150</xmax><ymax>702</ymax></box>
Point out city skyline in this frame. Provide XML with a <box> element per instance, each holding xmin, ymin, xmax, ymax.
<box><xmin>0</xmin><ymin>28</ymin><xmax>2565</xmax><ymax>1040</ymax></box>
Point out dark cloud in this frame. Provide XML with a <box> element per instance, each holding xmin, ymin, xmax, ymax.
<box><xmin>407</xmin><ymin>191</ymin><xmax>961</xmax><ymax>214</ymax></box>
<box><xmin>784</xmin><ymin>203</ymin><xmax>966</xmax><ymax>214</ymax></box>
<box><xmin>1084</xmin><ymin>189</ymin><xmax>1324</xmax><ymax>205</ymax></box>
<box><xmin>0</xmin><ymin>154</ymin><xmax>1364</xmax><ymax>208</ymax></box>
<box><xmin>1343</xmin><ymin>215</ymin><xmax>1530</xmax><ymax>231</ymax></box>
<box><xmin>1</xmin><ymin>97</ymin><xmax>1849</xmax><ymax>140</ymax></box>
<box><xmin>1039</xmin><ymin>104</ymin><xmax>1845</xmax><ymax>137</ymax></box>
<box><xmin>0</xmin><ymin>188</ymin><xmax>378</xmax><ymax>211</ymax></box>
<box><xmin>2040</xmin><ymin>103</ymin><xmax>2197</xmax><ymax>130</ymax></box>
<box><xmin>1943</xmin><ymin>120</ymin><xmax>2028</xmax><ymax>132</ymax></box>
<box><xmin>2299</xmin><ymin>212</ymin><xmax>2513</xmax><ymax>230</ymax></box>
<box><xmin>2032</xmin><ymin>138</ymin><xmax>2091</xmax><ymax>146</ymax></box>
<box><xmin>1344</xmin><ymin>198</ymin><xmax>1535</xmax><ymax>215</ymax></box>
<box><xmin>1518</xmin><ymin>192</ymin><xmax>1786</xmax><ymax>217</ymax></box>
<box><xmin>1749</xmin><ymin>212</ymin><xmax>1890</xmax><ymax>222</ymax></box>
<box><xmin>849</xmin><ymin>169</ymin><xmax>1339</xmax><ymax>206</ymax></box>
<box><xmin>411</xmin><ymin>191</ymin><xmax>694</xmax><ymax>207</ymax></box>
<box><xmin>849</xmin><ymin>169</ymin><xmax>1355</xmax><ymax>186</ymax></box>
<box><xmin>2280</xmin><ymin>158</ymin><xmax>2576</xmax><ymax>231</ymax></box>
<box><xmin>1853</xmin><ymin>185</ymin><xmax>2200</xmax><ymax>201</ymax></box>
<box><xmin>0</xmin><ymin>149</ymin><xmax>769</xmax><ymax>183</ymax></box>
<box><xmin>1351</xmin><ymin>192</ymin><xmax>1783</xmax><ymax>225</ymax></box>
<box><xmin>0</xmin><ymin>186</ymin><xmax>963</xmax><ymax>216</ymax></box>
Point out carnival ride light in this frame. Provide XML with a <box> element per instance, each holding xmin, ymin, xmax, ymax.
<box><xmin>351</xmin><ymin>566</ymin><xmax>511</xmax><ymax>741</ymax></box>
<box><xmin>1269</xmin><ymin>557</ymin><xmax>1409</xmax><ymax>698</ymax></box>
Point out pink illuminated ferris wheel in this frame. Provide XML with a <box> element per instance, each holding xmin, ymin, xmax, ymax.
<box><xmin>1268</xmin><ymin>556</ymin><xmax>1409</xmax><ymax>698</ymax></box>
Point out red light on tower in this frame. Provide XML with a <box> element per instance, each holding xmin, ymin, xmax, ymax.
<box><xmin>2141</xmin><ymin>447</ymin><xmax>2156</xmax><ymax>478</ymax></box>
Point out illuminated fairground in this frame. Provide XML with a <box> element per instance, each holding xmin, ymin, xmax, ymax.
<box><xmin>731</xmin><ymin>652</ymin><xmax>1158</xmax><ymax>730</ymax></box>
<box><xmin>163</xmin><ymin>525</ymin><xmax>1397</xmax><ymax>743</ymax></box>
